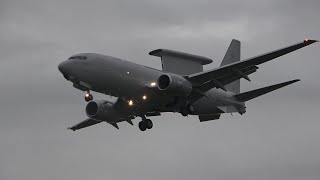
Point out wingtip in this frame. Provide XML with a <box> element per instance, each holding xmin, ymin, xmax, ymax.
<box><xmin>289</xmin><ymin>79</ymin><xmax>301</xmax><ymax>84</ymax></box>
<box><xmin>303</xmin><ymin>39</ymin><xmax>318</xmax><ymax>43</ymax></box>
<box><xmin>67</xmin><ymin>127</ymin><xmax>75</xmax><ymax>131</ymax></box>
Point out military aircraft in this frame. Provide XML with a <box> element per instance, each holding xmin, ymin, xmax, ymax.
<box><xmin>58</xmin><ymin>39</ymin><xmax>317</xmax><ymax>131</ymax></box>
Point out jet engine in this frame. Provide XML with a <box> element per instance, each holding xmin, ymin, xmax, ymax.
<box><xmin>85</xmin><ymin>100</ymin><xmax>119</xmax><ymax>122</ymax></box>
<box><xmin>157</xmin><ymin>73</ymin><xmax>193</xmax><ymax>96</ymax></box>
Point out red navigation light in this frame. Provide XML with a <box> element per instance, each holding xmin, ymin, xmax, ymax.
<box><xmin>304</xmin><ymin>38</ymin><xmax>309</xmax><ymax>42</ymax></box>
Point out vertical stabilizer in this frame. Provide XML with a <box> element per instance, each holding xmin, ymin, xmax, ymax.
<box><xmin>220</xmin><ymin>39</ymin><xmax>241</xmax><ymax>93</ymax></box>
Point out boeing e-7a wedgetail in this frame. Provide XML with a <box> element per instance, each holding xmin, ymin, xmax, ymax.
<box><xmin>58</xmin><ymin>39</ymin><xmax>317</xmax><ymax>131</ymax></box>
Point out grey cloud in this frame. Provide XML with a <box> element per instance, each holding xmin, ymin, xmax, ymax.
<box><xmin>0</xmin><ymin>0</ymin><xmax>320</xmax><ymax>180</ymax></box>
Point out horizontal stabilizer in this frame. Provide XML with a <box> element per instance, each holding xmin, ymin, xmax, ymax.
<box><xmin>234</xmin><ymin>79</ymin><xmax>300</xmax><ymax>102</ymax></box>
<box><xmin>68</xmin><ymin>118</ymin><xmax>102</xmax><ymax>131</ymax></box>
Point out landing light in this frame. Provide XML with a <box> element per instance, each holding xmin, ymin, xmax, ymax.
<box><xmin>85</xmin><ymin>93</ymin><xmax>90</xmax><ymax>97</ymax></box>
<box><xmin>128</xmin><ymin>100</ymin><xmax>134</xmax><ymax>106</ymax></box>
<box><xmin>142</xmin><ymin>95</ymin><xmax>147</xmax><ymax>100</ymax></box>
<box><xmin>150</xmin><ymin>82</ymin><xmax>157</xmax><ymax>87</ymax></box>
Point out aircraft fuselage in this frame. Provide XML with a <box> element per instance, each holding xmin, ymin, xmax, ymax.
<box><xmin>58</xmin><ymin>53</ymin><xmax>241</xmax><ymax>115</ymax></box>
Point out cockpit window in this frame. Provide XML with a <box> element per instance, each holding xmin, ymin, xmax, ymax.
<box><xmin>68</xmin><ymin>56</ymin><xmax>87</xmax><ymax>60</ymax></box>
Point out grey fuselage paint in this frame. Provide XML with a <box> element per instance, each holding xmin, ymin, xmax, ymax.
<box><xmin>58</xmin><ymin>53</ymin><xmax>244</xmax><ymax>116</ymax></box>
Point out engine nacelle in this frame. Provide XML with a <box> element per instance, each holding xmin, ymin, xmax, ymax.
<box><xmin>157</xmin><ymin>73</ymin><xmax>193</xmax><ymax>96</ymax></box>
<box><xmin>86</xmin><ymin>100</ymin><xmax>121</xmax><ymax>122</ymax></box>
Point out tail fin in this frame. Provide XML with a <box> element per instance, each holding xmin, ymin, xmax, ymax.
<box><xmin>234</xmin><ymin>79</ymin><xmax>300</xmax><ymax>102</ymax></box>
<box><xmin>220</xmin><ymin>39</ymin><xmax>241</xmax><ymax>93</ymax></box>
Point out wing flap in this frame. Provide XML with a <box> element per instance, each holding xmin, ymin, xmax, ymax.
<box><xmin>197</xmin><ymin>66</ymin><xmax>258</xmax><ymax>92</ymax></box>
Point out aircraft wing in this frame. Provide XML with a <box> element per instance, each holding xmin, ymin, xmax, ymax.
<box><xmin>68</xmin><ymin>118</ymin><xmax>102</xmax><ymax>131</ymax></box>
<box><xmin>187</xmin><ymin>40</ymin><xmax>318</xmax><ymax>91</ymax></box>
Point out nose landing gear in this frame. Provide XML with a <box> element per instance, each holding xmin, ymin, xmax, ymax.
<box><xmin>84</xmin><ymin>91</ymin><xmax>93</xmax><ymax>102</ymax></box>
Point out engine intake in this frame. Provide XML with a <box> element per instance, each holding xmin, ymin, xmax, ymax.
<box><xmin>158</xmin><ymin>74</ymin><xmax>171</xmax><ymax>90</ymax></box>
<box><xmin>86</xmin><ymin>101</ymin><xmax>99</xmax><ymax>117</ymax></box>
<box><xmin>85</xmin><ymin>100</ymin><xmax>119</xmax><ymax>122</ymax></box>
<box><xmin>157</xmin><ymin>74</ymin><xmax>192</xmax><ymax>96</ymax></box>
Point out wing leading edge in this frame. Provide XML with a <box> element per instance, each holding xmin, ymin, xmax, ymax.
<box><xmin>68</xmin><ymin>119</ymin><xmax>122</xmax><ymax>131</ymax></box>
<box><xmin>68</xmin><ymin>118</ymin><xmax>102</xmax><ymax>131</ymax></box>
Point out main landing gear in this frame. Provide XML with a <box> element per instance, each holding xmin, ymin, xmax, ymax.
<box><xmin>84</xmin><ymin>91</ymin><xmax>93</xmax><ymax>102</ymax></box>
<box><xmin>138</xmin><ymin>116</ymin><xmax>153</xmax><ymax>131</ymax></box>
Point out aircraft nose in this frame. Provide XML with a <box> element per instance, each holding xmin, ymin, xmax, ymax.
<box><xmin>58</xmin><ymin>61</ymin><xmax>72</xmax><ymax>80</ymax></box>
<box><xmin>58</xmin><ymin>61</ymin><xmax>67</xmax><ymax>74</ymax></box>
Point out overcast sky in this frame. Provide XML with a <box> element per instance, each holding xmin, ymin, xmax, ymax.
<box><xmin>0</xmin><ymin>0</ymin><xmax>319</xmax><ymax>180</ymax></box>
